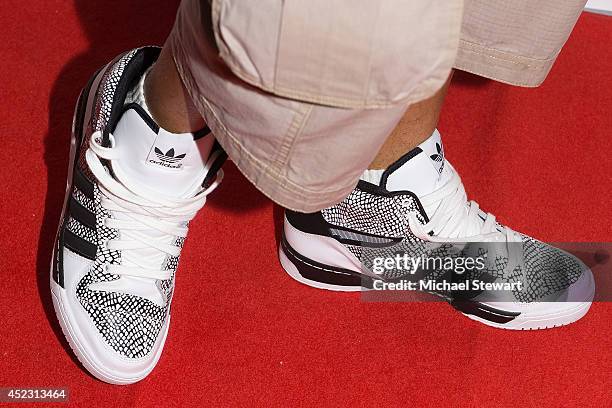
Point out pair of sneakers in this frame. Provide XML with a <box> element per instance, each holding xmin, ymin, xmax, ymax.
<box><xmin>51</xmin><ymin>47</ymin><xmax>594</xmax><ymax>384</ymax></box>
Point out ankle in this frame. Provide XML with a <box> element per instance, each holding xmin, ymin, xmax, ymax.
<box><xmin>369</xmin><ymin>126</ymin><xmax>436</xmax><ymax>169</ymax></box>
<box><xmin>369</xmin><ymin>73</ymin><xmax>451</xmax><ymax>169</ymax></box>
<box><xmin>142</xmin><ymin>46</ymin><xmax>206</xmax><ymax>134</ymax></box>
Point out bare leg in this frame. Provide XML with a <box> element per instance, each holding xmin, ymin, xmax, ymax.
<box><xmin>369</xmin><ymin>73</ymin><xmax>452</xmax><ymax>169</ymax></box>
<box><xmin>144</xmin><ymin>45</ymin><xmax>206</xmax><ymax>133</ymax></box>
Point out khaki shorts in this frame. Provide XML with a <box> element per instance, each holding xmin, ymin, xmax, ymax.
<box><xmin>169</xmin><ymin>0</ymin><xmax>586</xmax><ymax>212</ymax></box>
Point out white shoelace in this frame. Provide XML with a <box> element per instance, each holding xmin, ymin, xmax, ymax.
<box><xmin>407</xmin><ymin>162</ymin><xmax>520</xmax><ymax>243</ymax></box>
<box><xmin>85</xmin><ymin>131</ymin><xmax>222</xmax><ymax>280</ymax></box>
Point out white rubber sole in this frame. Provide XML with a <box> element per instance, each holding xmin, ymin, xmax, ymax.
<box><xmin>464</xmin><ymin>300</ymin><xmax>592</xmax><ymax>330</ymax></box>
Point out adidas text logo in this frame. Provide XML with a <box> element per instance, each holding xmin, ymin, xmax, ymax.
<box><xmin>149</xmin><ymin>147</ymin><xmax>186</xmax><ymax>169</ymax></box>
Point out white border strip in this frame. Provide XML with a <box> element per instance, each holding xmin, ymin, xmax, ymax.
<box><xmin>585</xmin><ymin>0</ymin><xmax>612</xmax><ymax>15</ymax></box>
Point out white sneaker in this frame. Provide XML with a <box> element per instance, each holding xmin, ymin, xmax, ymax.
<box><xmin>279</xmin><ymin>130</ymin><xmax>595</xmax><ymax>330</ymax></box>
<box><xmin>51</xmin><ymin>47</ymin><xmax>225</xmax><ymax>383</ymax></box>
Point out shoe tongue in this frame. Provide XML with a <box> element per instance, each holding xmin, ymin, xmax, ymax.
<box><xmin>100</xmin><ymin>107</ymin><xmax>214</xmax><ymax>305</ymax></box>
<box><xmin>111</xmin><ymin>107</ymin><xmax>214</xmax><ymax>198</ymax></box>
<box><xmin>380</xmin><ymin>129</ymin><xmax>451</xmax><ymax>197</ymax></box>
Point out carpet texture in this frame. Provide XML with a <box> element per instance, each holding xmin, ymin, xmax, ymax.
<box><xmin>0</xmin><ymin>1</ymin><xmax>610</xmax><ymax>406</ymax></box>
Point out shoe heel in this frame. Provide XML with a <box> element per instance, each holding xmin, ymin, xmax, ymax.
<box><xmin>279</xmin><ymin>235</ymin><xmax>369</xmax><ymax>291</ymax></box>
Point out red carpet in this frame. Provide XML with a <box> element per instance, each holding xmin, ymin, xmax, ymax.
<box><xmin>1</xmin><ymin>1</ymin><xmax>611</xmax><ymax>406</ymax></box>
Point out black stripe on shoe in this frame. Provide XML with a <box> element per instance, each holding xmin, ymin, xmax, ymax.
<box><xmin>73</xmin><ymin>167</ymin><xmax>94</xmax><ymax>199</ymax></box>
<box><xmin>202</xmin><ymin>141</ymin><xmax>228</xmax><ymax>189</ymax></box>
<box><xmin>69</xmin><ymin>196</ymin><xmax>96</xmax><ymax>230</ymax></box>
<box><xmin>63</xmin><ymin>228</ymin><xmax>97</xmax><ymax>260</ymax></box>
<box><xmin>53</xmin><ymin>67</ymin><xmax>102</xmax><ymax>288</ymax></box>
<box><xmin>450</xmin><ymin>299</ymin><xmax>520</xmax><ymax>324</ymax></box>
<box><xmin>53</xmin><ymin>229</ymin><xmax>65</xmax><ymax>287</ymax></box>
<box><xmin>285</xmin><ymin>210</ymin><xmax>402</xmax><ymax>249</ymax></box>
<box><xmin>193</xmin><ymin>125</ymin><xmax>211</xmax><ymax>140</ymax></box>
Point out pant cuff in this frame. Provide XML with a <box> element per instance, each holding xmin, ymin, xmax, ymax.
<box><xmin>453</xmin><ymin>39</ymin><xmax>557</xmax><ymax>87</ymax></box>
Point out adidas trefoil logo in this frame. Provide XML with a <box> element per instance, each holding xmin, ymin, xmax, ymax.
<box><xmin>149</xmin><ymin>147</ymin><xmax>186</xmax><ymax>169</ymax></box>
<box><xmin>429</xmin><ymin>142</ymin><xmax>444</xmax><ymax>174</ymax></box>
